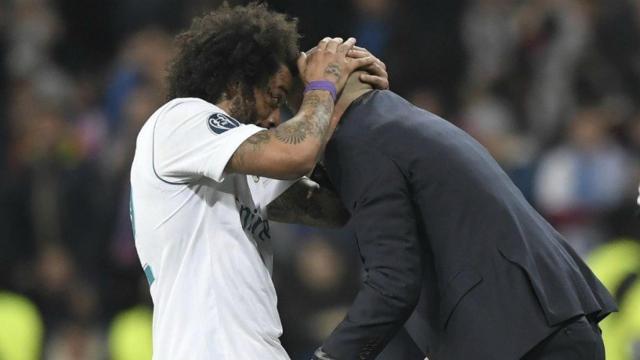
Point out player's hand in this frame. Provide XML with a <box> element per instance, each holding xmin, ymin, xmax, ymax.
<box><xmin>348</xmin><ymin>46</ymin><xmax>389</xmax><ymax>90</ymax></box>
<box><xmin>298</xmin><ymin>37</ymin><xmax>376</xmax><ymax>94</ymax></box>
<box><xmin>311</xmin><ymin>347</ymin><xmax>336</xmax><ymax>360</ymax></box>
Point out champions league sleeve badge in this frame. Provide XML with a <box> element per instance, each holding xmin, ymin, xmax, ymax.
<box><xmin>207</xmin><ymin>113</ymin><xmax>241</xmax><ymax>134</ymax></box>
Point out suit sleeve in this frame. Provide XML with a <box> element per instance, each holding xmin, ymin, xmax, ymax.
<box><xmin>322</xmin><ymin>151</ymin><xmax>423</xmax><ymax>360</ymax></box>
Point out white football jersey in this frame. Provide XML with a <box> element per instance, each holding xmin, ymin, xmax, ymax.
<box><xmin>130</xmin><ymin>98</ymin><xmax>294</xmax><ymax>359</ymax></box>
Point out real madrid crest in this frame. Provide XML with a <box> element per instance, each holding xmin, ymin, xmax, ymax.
<box><xmin>207</xmin><ymin>113</ymin><xmax>240</xmax><ymax>134</ymax></box>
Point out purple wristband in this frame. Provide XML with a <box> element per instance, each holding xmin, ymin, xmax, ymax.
<box><xmin>304</xmin><ymin>81</ymin><xmax>337</xmax><ymax>102</ymax></box>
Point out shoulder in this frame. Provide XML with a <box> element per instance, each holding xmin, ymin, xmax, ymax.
<box><xmin>159</xmin><ymin>97</ymin><xmax>225</xmax><ymax>122</ymax></box>
<box><xmin>155</xmin><ymin>97</ymin><xmax>245</xmax><ymax>135</ymax></box>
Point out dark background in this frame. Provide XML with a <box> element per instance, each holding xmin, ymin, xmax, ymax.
<box><xmin>1</xmin><ymin>0</ymin><xmax>639</xmax><ymax>359</ymax></box>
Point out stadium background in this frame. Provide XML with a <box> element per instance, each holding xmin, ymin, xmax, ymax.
<box><xmin>0</xmin><ymin>0</ymin><xmax>639</xmax><ymax>359</ymax></box>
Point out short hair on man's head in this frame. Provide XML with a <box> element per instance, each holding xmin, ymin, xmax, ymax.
<box><xmin>166</xmin><ymin>2</ymin><xmax>300</xmax><ymax>103</ymax></box>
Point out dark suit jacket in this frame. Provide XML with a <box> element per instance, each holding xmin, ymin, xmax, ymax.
<box><xmin>322</xmin><ymin>90</ymin><xmax>617</xmax><ymax>360</ymax></box>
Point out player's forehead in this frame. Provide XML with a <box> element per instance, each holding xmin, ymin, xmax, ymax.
<box><xmin>267</xmin><ymin>64</ymin><xmax>294</xmax><ymax>94</ymax></box>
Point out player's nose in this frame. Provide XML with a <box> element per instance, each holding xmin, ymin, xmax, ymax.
<box><xmin>267</xmin><ymin>109</ymin><xmax>281</xmax><ymax>128</ymax></box>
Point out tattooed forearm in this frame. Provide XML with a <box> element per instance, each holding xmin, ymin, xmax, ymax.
<box><xmin>226</xmin><ymin>90</ymin><xmax>335</xmax><ymax>177</ymax></box>
<box><xmin>273</xmin><ymin>91</ymin><xmax>333</xmax><ymax>145</ymax></box>
<box><xmin>274</xmin><ymin>121</ymin><xmax>309</xmax><ymax>144</ymax></box>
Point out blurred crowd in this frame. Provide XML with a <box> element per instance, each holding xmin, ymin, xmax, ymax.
<box><xmin>0</xmin><ymin>0</ymin><xmax>639</xmax><ymax>359</ymax></box>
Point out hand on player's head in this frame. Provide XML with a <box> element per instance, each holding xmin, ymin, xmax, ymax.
<box><xmin>347</xmin><ymin>46</ymin><xmax>389</xmax><ymax>90</ymax></box>
<box><xmin>300</xmin><ymin>42</ymin><xmax>389</xmax><ymax>92</ymax></box>
<box><xmin>297</xmin><ymin>37</ymin><xmax>376</xmax><ymax>93</ymax></box>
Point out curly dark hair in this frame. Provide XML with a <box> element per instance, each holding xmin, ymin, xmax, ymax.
<box><xmin>166</xmin><ymin>2</ymin><xmax>300</xmax><ymax>103</ymax></box>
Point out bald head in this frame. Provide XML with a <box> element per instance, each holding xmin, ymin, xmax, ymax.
<box><xmin>332</xmin><ymin>71</ymin><xmax>374</xmax><ymax>121</ymax></box>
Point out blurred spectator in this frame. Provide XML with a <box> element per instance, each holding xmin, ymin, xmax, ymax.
<box><xmin>461</xmin><ymin>90</ymin><xmax>538</xmax><ymax>199</ymax></box>
<box><xmin>534</xmin><ymin>107</ymin><xmax>634</xmax><ymax>254</ymax></box>
<box><xmin>103</xmin><ymin>29</ymin><xmax>173</xmax><ymax>133</ymax></box>
<box><xmin>388</xmin><ymin>0</ymin><xmax>466</xmax><ymax>105</ymax></box>
<box><xmin>407</xmin><ymin>87</ymin><xmax>444</xmax><ymax>117</ymax></box>
<box><xmin>7</xmin><ymin>0</ymin><xmax>61</xmax><ymax>78</ymax></box>
<box><xmin>0</xmin><ymin>5</ymin><xmax>8</xmax><ymax>175</ymax></box>
<box><xmin>628</xmin><ymin>111</ymin><xmax>640</xmax><ymax>157</ymax></box>
<box><xmin>461</xmin><ymin>0</ymin><xmax>518</xmax><ymax>92</ymax></box>
<box><xmin>277</xmin><ymin>235</ymin><xmax>360</xmax><ymax>359</ymax></box>
<box><xmin>350</xmin><ymin>0</ymin><xmax>394</xmax><ymax>56</ymax></box>
<box><xmin>593</xmin><ymin>0</ymin><xmax>640</xmax><ymax>100</ymax></box>
<box><xmin>517</xmin><ymin>0</ymin><xmax>595</xmax><ymax>143</ymax></box>
<box><xmin>45</xmin><ymin>321</ymin><xmax>105</xmax><ymax>360</ymax></box>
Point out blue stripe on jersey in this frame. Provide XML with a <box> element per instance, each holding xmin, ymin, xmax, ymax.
<box><xmin>129</xmin><ymin>186</ymin><xmax>136</xmax><ymax>238</ymax></box>
<box><xmin>143</xmin><ymin>264</ymin><xmax>155</xmax><ymax>286</ymax></box>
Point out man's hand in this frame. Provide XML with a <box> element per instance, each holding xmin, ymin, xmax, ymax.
<box><xmin>312</xmin><ymin>347</ymin><xmax>336</xmax><ymax>360</ymax></box>
<box><xmin>348</xmin><ymin>46</ymin><xmax>389</xmax><ymax>90</ymax></box>
<box><xmin>267</xmin><ymin>171</ymin><xmax>350</xmax><ymax>228</ymax></box>
<box><xmin>298</xmin><ymin>37</ymin><xmax>377</xmax><ymax>93</ymax></box>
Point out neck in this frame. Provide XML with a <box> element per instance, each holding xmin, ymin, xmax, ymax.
<box><xmin>332</xmin><ymin>89</ymin><xmax>372</xmax><ymax>122</ymax></box>
<box><xmin>331</xmin><ymin>71</ymin><xmax>374</xmax><ymax>123</ymax></box>
<box><xmin>215</xmin><ymin>98</ymin><xmax>233</xmax><ymax>114</ymax></box>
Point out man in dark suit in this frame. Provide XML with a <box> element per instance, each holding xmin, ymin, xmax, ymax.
<box><xmin>311</xmin><ymin>74</ymin><xmax>617</xmax><ymax>360</ymax></box>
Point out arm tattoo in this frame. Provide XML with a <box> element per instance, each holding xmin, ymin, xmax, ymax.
<box><xmin>274</xmin><ymin>121</ymin><xmax>309</xmax><ymax>144</ymax></box>
<box><xmin>245</xmin><ymin>130</ymin><xmax>271</xmax><ymax>147</ymax></box>
<box><xmin>324</xmin><ymin>63</ymin><xmax>341</xmax><ymax>81</ymax></box>
<box><xmin>273</xmin><ymin>92</ymin><xmax>333</xmax><ymax>145</ymax></box>
<box><xmin>228</xmin><ymin>92</ymin><xmax>333</xmax><ymax>173</ymax></box>
<box><xmin>232</xmin><ymin>130</ymin><xmax>271</xmax><ymax>169</ymax></box>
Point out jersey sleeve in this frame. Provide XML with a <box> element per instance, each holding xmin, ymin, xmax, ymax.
<box><xmin>247</xmin><ymin>176</ymin><xmax>297</xmax><ymax>208</ymax></box>
<box><xmin>153</xmin><ymin>99</ymin><xmax>264</xmax><ymax>183</ymax></box>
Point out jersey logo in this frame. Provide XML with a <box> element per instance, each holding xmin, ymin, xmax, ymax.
<box><xmin>236</xmin><ymin>198</ymin><xmax>271</xmax><ymax>242</ymax></box>
<box><xmin>208</xmin><ymin>113</ymin><xmax>240</xmax><ymax>134</ymax></box>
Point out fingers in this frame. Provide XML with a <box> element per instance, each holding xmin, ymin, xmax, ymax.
<box><xmin>317</xmin><ymin>37</ymin><xmax>331</xmax><ymax>51</ymax></box>
<box><xmin>360</xmin><ymin>60</ymin><xmax>390</xmax><ymax>90</ymax></box>
<box><xmin>344</xmin><ymin>44</ymin><xmax>390</xmax><ymax>89</ymax></box>
<box><xmin>299</xmin><ymin>177</ymin><xmax>320</xmax><ymax>199</ymax></box>
<box><xmin>297</xmin><ymin>51</ymin><xmax>307</xmax><ymax>75</ymax></box>
<box><xmin>347</xmin><ymin>49</ymin><xmax>369</xmax><ymax>58</ymax></box>
<box><xmin>325</xmin><ymin>37</ymin><xmax>344</xmax><ymax>52</ymax></box>
<box><xmin>347</xmin><ymin>55</ymin><xmax>376</xmax><ymax>72</ymax></box>
<box><xmin>348</xmin><ymin>46</ymin><xmax>371</xmax><ymax>57</ymax></box>
<box><xmin>305</xmin><ymin>45</ymin><xmax>319</xmax><ymax>56</ymax></box>
<box><xmin>377</xmin><ymin>57</ymin><xmax>387</xmax><ymax>71</ymax></box>
<box><xmin>364</xmin><ymin>61</ymin><xmax>388</xmax><ymax>79</ymax></box>
<box><xmin>304</xmin><ymin>36</ymin><xmax>378</xmax><ymax>90</ymax></box>
<box><xmin>337</xmin><ymin>37</ymin><xmax>356</xmax><ymax>54</ymax></box>
<box><xmin>348</xmin><ymin>49</ymin><xmax>387</xmax><ymax>71</ymax></box>
<box><xmin>359</xmin><ymin>73</ymin><xmax>390</xmax><ymax>90</ymax></box>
